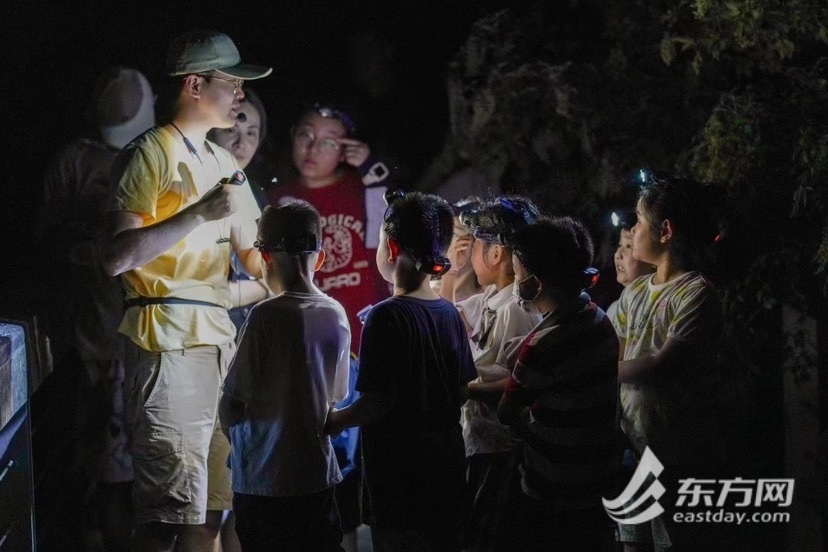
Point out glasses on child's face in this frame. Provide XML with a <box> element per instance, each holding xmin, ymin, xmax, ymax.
<box><xmin>293</xmin><ymin>129</ymin><xmax>341</xmax><ymax>152</ymax></box>
<box><xmin>199</xmin><ymin>73</ymin><xmax>244</xmax><ymax>94</ymax></box>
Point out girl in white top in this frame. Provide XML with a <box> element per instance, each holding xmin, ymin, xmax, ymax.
<box><xmin>613</xmin><ymin>174</ymin><xmax>726</xmax><ymax>551</ymax></box>
<box><xmin>443</xmin><ymin>195</ymin><xmax>543</xmax><ymax>550</ymax></box>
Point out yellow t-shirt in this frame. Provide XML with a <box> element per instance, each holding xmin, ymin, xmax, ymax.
<box><xmin>111</xmin><ymin>126</ymin><xmax>261</xmax><ymax>351</ymax></box>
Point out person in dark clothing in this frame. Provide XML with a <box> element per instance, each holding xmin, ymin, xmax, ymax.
<box><xmin>498</xmin><ymin>216</ymin><xmax>619</xmax><ymax>552</ymax></box>
<box><xmin>326</xmin><ymin>191</ymin><xmax>477</xmax><ymax>552</ymax></box>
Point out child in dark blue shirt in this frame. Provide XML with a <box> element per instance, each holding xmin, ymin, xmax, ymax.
<box><xmin>326</xmin><ymin>191</ymin><xmax>477</xmax><ymax>551</ymax></box>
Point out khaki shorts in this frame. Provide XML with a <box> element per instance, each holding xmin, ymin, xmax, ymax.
<box><xmin>125</xmin><ymin>341</ymin><xmax>235</xmax><ymax>525</ymax></box>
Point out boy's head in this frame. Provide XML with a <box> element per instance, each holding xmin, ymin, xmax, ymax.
<box><xmin>378</xmin><ymin>191</ymin><xmax>455</xmax><ymax>284</ymax></box>
<box><xmin>614</xmin><ymin>228</ymin><xmax>655</xmax><ymax>286</ymax></box>
<box><xmin>510</xmin><ymin>216</ymin><xmax>595</xmax><ymax>301</ymax></box>
<box><xmin>256</xmin><ymin>201</ymin><xmax>324</xmax><ymax>282</ymax></box>
<box><xmin>461</xmin><ymin>195</ymin><xmax>540</xmax><ymax>286</ymax></box>
<box><xmin>291</xmin><ymin>104</ymin><xmax>356</xmax><ymax>187</ymax></box>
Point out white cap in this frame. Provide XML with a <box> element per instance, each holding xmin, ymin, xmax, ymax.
<box><xmin>95</xmin><ymin>67</ymin><xmax>156</xmax><ymax>149</ymax></box>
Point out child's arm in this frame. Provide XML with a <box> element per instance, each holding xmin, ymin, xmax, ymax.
<box><xmin>218</xmin><ymin>305</ymin><xmax>261</xmax><ymax>440</ymax></box>
<box><xmin>229</xmin><ymin>278</ymin><xmax>271</xmax><ymax>307</ymax></box>
<box><xmin>497</xmin><ymin>376</ymin><xmax>533</xmax><ymax>427</ymax></box>
<box><xmin>439</xmin><ymin>272</ymin><xmax>459</xmax><ymax>303</ymax></box>
<box><xmin>325</xmin><ymin>391</ymin><xmax>392</xmax><ymax>435</ymax></box>
<box><xmin>497</xmin><ymin>334</ymin><xmax>539</xmax><ymax>427</ymax></box>
<box><xmin>233</xmin><ymin>246</ymin><xmax>264</xmax><ymax>279</ymax></box>
<box><xmin>618</xmin><ymin>336</ymin><xmax>694</xmax><ymax>384</ymax></box>
<box><xmin>468</xmin><ymin>376</ymin><xmax>510</xmax><ymax>407</ymax></box>
<box><xmin>439</xmin><ymin>234</ymin><xmax>473</xmax><ymax>303</ymax></box>
<box><xmin>218</xmin><ymin>392</ymin><xmax>245</xmax><ymax>442</ymax></box>
<box><xmin>469</xmin><ymin>304</ymin><xmax>538</xmax><ymax>406</ymax></box>
<box><xmin>619</xmin><ymin>283</ymin><xmax>716</xmax><ymax>384</ymax></box>
<box><xmin>453</xmin><ymin>291</ymin><xmax>483</xmax><ymax>337</ymax></box>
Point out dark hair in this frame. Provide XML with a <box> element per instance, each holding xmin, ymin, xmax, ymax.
<box><xmin>242</xmin><ymin>88</ymin><xmax>267</xmax><ymax>142</ymax></box>
<box><xmin>638</xmin><ymin>174</ymin><xmax>722</xmax><ymax>272</ymax></box>
<box><xmin>296</xmin><ymin>102</ymin><xmax>357</xmax><ymax>137</ymax></box>
<box><xmin>511</xmin><ymin>216</ymin><xmax>595</xmax><ymax>297</ymax></box>
<box><xmin>258</xmin><ymin>200</ymin><xmax>321</xmax><ymax>256</ymax></box>
<box><xmin>383</xmin><ymin>192</ymin><xmax>455</xmax><ymax>263</ymax></box>
<box><xmin>451</xmin><ymin>195</ymin><xmax>484</xmax><ymax>217</ymax></box>
<box><xmin>461</xmin><ymin>194</ymin><xmax>541</xmax><ymax>246</ymax></box>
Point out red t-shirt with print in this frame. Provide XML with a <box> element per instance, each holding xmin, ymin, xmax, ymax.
<box><xmin>267</xmin><ymin>170</ymin><xmax>389</xmax><ymax>354</ymax></box>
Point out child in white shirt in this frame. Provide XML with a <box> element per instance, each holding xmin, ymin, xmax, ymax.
<box><xmin>219</xmin><ymin>200</ymin><xmax>351</xmax><ymax>551</ymax></box>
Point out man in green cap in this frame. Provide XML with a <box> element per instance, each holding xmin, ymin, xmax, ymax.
<box><xmin>102</xmin><ymin>30</ymin><xmax>271</xmax><ymax>551</ymax></box>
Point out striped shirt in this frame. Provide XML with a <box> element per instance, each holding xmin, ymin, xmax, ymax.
<box><xmin>504</xmin><ymin>293</ymin><xmax>619</xmax><ymax>509</ymax></box>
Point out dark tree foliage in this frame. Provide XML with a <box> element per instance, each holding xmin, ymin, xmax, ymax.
<box><xmin>423</xmin><ymin>0</ymin><xmax>828</xmax><ymax>390</ymax></box>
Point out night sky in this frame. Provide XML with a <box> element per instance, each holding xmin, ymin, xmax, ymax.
<box><xmin>1</xmin><ymin>1</ymin><xmax>525</xmax><ymax>307</ymax></box>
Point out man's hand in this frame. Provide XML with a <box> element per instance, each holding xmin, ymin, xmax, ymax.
<box><xmin>103</xmin><ymin>183</ymin><xmax>239</xmax><ymax>276</ymax></box>
<box><xmin>190</xmin><ymin>183</ymin><xmax>239</xmax><ymax>222</ymax></box>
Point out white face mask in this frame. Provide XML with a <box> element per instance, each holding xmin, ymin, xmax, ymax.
<box><xmin>512</xmin><ymin>275</ymin><xmax>542</xmax><ymax>316</ymax></box>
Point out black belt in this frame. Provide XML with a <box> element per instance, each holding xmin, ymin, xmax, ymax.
<box><xmin>124</xmin><ymin>296</ymin><xmax>225</xmax><ymax>309</ymax></box>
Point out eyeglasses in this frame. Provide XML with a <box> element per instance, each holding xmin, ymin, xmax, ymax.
<box><xmin>200</xmin><ymin>73</ymin><xmax>244</xmax><ymax>94</ymax></box>
<box><xmin>293</xmin><ymin>129</ymin><xmax>341</xmax><ymax>152</ymax></box>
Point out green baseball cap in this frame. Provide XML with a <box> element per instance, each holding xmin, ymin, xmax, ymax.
<box><xmin>166</xmin><ymin>30</ymin><xmax>272</xmax><ymax>79</ymax></box>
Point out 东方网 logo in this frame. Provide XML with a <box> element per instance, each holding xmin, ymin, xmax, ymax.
<box><xmin>603</xmin><ymin>447</ymin><xmax>665</xmax><ymax>524</ymax></box>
